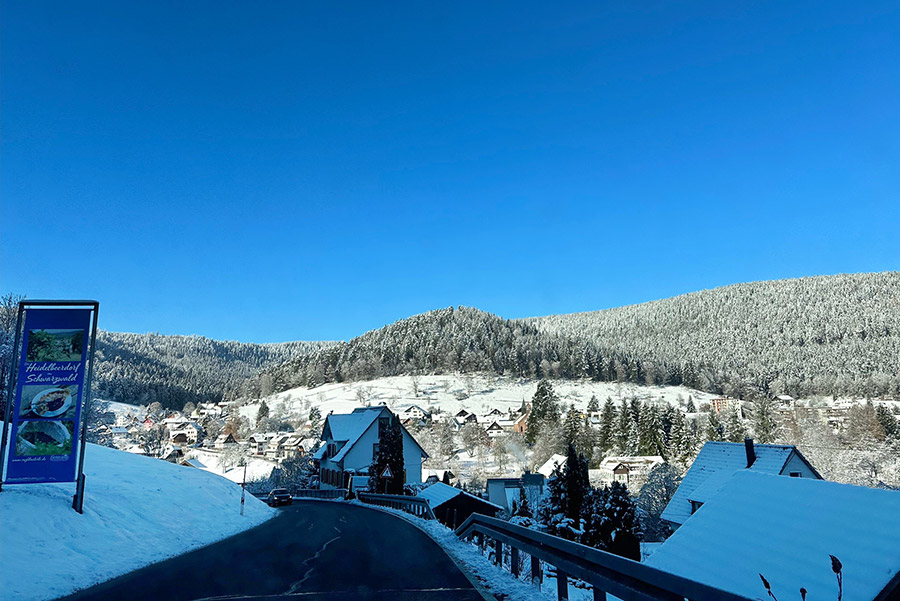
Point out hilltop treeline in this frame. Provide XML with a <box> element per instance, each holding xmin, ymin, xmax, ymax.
<box><xmin>260</xmin><ymin>273</ymin><xmax>900</xmax><ymax>400</ymax></box>
<box><xmin>92</xmin><ymin>332</ymin><xmax>334</xmax><ymax>409</ymax></box>
<box><xmin>530</xmin><ymin>272</ymin><xmax>900</xmax><ymax>399</ymax></box>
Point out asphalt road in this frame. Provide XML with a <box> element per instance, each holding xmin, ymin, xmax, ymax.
<box><xmin>56</xmin><ymin>501</ymin><xmax>484</xmax><ymax>601</ymax></box>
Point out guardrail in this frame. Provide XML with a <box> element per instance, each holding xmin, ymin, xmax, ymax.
<box><xmin>455</xmin><ymin>513</ymin><xmax>754</xmax><ymax>601</ymax></box>
<box><xmin>357</xmin><ymin>492</ymin><xmax>436</xmax><ymax>520</ymax></box>
<box><xmin>293</xmin><ymin>488</ymin><xmax>346</xmax><ymax>499</ymax></box>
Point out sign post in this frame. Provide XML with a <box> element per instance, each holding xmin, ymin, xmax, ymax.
<box><xmin>0</xmin><ymin>300</ymin><xmax>99</xmax><ymax>514</ymax></box>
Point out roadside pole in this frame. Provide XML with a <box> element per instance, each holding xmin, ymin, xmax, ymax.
<box><xmin>240</xmin><ymin>462</ymin><xmax>247</xmax><ymax>516</ymax></box>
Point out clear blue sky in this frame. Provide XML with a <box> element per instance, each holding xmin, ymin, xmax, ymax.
<box><xmin>3</xmin><ymin>2</ymin><xmax>898</xmax><ymax>343</ymax></box>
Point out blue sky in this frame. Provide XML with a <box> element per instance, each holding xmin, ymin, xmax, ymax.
<box><xmin>3</xmin><ymin>2</ymin><xmax>898</xmax><ymax>343</ymax></box>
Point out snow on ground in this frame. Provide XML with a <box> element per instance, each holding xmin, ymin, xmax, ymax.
<box><xmin>186</xmin><ymin>447</ymin><xmax>278</xmax><ymax>484</ymax></box>
<box><xmin>0</xmin><ymin>442</ymin><xmax>276</xmax><ymax>601</ymax></box>
<box><xmin>355</xmin><ymin>501</ymin><xmax>602</xmax><ymax>601</ymax></box>
<box><xmin>242</xmin><ymin>374</ymin><xmax>719</xmax><ymax>424</ymax></box>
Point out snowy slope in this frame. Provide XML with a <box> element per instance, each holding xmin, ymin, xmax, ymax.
<box><xmin>0</xmin><ymin>442</ymin><xmax>276</xmax><ymax>601</ymax></box>
<box><xmin>239</xmin><ymin>374</ymin><xmax>718</xmax><ymax>423</ymax></box>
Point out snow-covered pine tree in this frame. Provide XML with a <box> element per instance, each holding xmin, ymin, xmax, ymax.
<box><xmin>705</xmin><ymin>410</ymin><xmax>725</xmax><ymax>442</ymax></box>
<box><xmin>724</xmin><ymin>406</ymin><xmax>746</xmax><ymax>443</ymax></box>
<box><xmin>638</xmin><ymin>405</ymin><xmax>665</xmax><ymax>457</ymax></box>
<box><xmin>255</xmin><ymin>400</ymin><xmax>270</xmax><ymax>427</ymax></box>
<box><xmin>563</xmin><ymin>405</ymin><xmax>582</xmax><ymax>450</ymax></box>
<box><xmin>580</xmin><ymin>481</ymin><xmax>642</xmax><ymax>560</ymax></box>
<box><xmin>752</xmin><ymin>398</ymin><xmax>778</xmax><ymax>443</ymax></box>
<box><xmin>587</xmin><ymin>395</ymin><xmax>600</xmax><ymax>413</ymax></box>
<box><xmin>598</xmin><ymin>397</ymin><xmax>617</xmax><ymax>454</ymax></box>
<box><xmin>615</xmin><ymin>400</ymin><xmax>631</xmax><ymax>454</ymax></box>
<box><xmin>526</xmin><ymin>379</ymin><xmax>561</xmax><ymax>443</ymax></box>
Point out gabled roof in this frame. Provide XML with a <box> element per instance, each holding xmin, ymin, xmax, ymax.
<box><xmin>320</xmin><ymin>407</ymin><xmax>428</xmax><ymax>464</ymax></box>
<box><xmin>647</xmin><ymin>471</ymin><xmax>900</xmax><ymax>601</ymax></box>
<box><xmin>661</xmin><ymin>441</ymin><xmax>819</xmax><ymax>525</ymax></box>
<box><xmin>417</xmin><ymin>482</ymin><xmax>503</xmax><ymax>511</ymax></box>
<box><xmin>598</xmin><ymin>455</ymin><xmax>664</xmax><ymax>472</ymax></box>
<box><xmin>537</xmin><ymin>454</ymin><xmax>567</xmax><ymax>478</ymax></box>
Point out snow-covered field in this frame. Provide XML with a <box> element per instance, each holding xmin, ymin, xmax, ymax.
<box><xmin>241</xmin><ymin>374</ymin><xmax>720</xmax><ymax>423</ymax></box>
<box><xmin>187</xmin><ymin>447</ymin><xmax>278</xmax><ymax>484</ymax></box>
<box><xmin>0</xmin><ymin>441</ymin><xmax>276</xmax><ymax>601</ymax></box>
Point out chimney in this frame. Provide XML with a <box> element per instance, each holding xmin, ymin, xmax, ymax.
<box><xmin>744</xmin><ymin>437</ymin><xmax>756</xmax><ymax>468</ymax></box>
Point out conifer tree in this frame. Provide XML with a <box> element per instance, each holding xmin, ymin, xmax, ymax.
<box><xmin>587</xmin><ymin>395</ymin><xmax>600</xmax><ymax>413</ymax></box>
<box><xmin>615</xmin><ymin>399</ymin><xmax>631</xmax><ymax>454</ymax></box>
<box><xmin>526</xmin><ymin>379</ymin><xmax>561</xmax><ymax>443</ymax></box>
<box><xmin>598</xmin><ymin>397</ymin><xmax>617</xmax><ymax>454</ymax></box>
<box><xmin>255</xmin><ymin>400</ymin><xmax>270</xmax><ymax>427</ymax></box>
<box><xmin>581</xmin><ymin>481</ymin><xmax>641</xmax><ymax>560</ymax></box>
<box><xmin>705</xmin><ymin>411</ymin><xmax>725</xmax><ymax>442</ymax></box>
<box><xmin>752</xmin><ymin>398</ymin><xmax>778</xmax><ymax>443</ymax></box>
<box><xmin>725</xmin><ymin>407</ymin><xmax>746</xmax><ymax>443</ymax></box>
<box><xmin>638</xmin><ymin>405</ymin><xmax>665</xmax><ymax>457</ymax></box>
<box><xmin>370</xmin><ymin>412</ymin><xmax>405</xmax><ymax>494</ymax></box>
<box><xmin>516</xmin><ymin>487</ymin><xmax>532</xmax><ymax>518</ymax></box>
<box><xmin>686</xmin><ymin>396</ymin><xmax>696</xmax><ymax>413</ymax></box>
<box><xmin>563</xmin><ymin>405</ymin><xmax>582</xmax><ymax>450</ymax></box>
<box><xmin>875</xmin><ymin>404</ymin><xmax>898</xmax><ymax>440</ymax></box>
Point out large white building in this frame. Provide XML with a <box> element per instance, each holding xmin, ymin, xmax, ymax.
<box><xmin>314</xmin><ymin>407</ymin><xmax>428</xmax><ymax>489</ymax></box>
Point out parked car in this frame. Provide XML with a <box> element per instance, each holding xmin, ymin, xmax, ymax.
<box><xmin>266</xmin><ymin>488</ymin><xmax>293</xmax><ymax>507</ymax></box>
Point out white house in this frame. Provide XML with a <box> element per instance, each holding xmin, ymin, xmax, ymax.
<box><xmin>399</xmin><ymin>405</ymin><xmax>430</xmax><ymax>421</ymax></box>
<box><xmin>313</xmin><ymin>407</ymin><xmax>428</xmax><ymax>489</ymax></box>
<box><xmin>661</xmin><ymin>439</ymin><xmax>821</xmax><ymax>529</ymax></box>
<box><xmin>595</xmin><ymin>455</ymin><xmax>664</xmax><ymax>490</ymax></box>
<box><xmin>647</xmin><ymin>471</ymin><xmax>900</xmax><ymax>601</ymax></box>
<box><xmin>537</xmin><ymin>453</ymin><xmax>567</xmax><ymax>478</ymax></box>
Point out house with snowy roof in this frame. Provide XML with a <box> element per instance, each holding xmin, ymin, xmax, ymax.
<box><xmin>313</xmin><ymin>407</ymin><xmax>428</xmax><ymax>489</ymax></box>
<box><xmin>537</xmin><ymin>453</ymin><xmax>567</xmax><ymax>478</ymax></box>
<box><xmin>417</xmin><ymin>482</ymin><xmax>502</xmax><ymax>528</ymax></box>
<box><xmin>647</xmin><ymin>471</ymin><xmax>900</xmax><ymax>601</ymax></box>
<box><xmin>596</xmin><ymin>455</ymin><xmax>664</xmax><ymax>490</ymax></box>
<box><xmin>662</xmin><ymin>439</ymin><xmax>821</xmax><ymax>529</ymax></box>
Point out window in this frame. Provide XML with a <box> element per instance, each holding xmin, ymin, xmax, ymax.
<box><xmin>373</xmin><ymin>443</ymin><xmax>379</xmax><ymax>459</ymax></box>
<box><xmin>690</xmin><ymin>500</ymin><xmax>704</xmax><ymax>514</ymax></box>
<box><xmin>789</xmin><ymin>471</ymin><xmax>802</xmax><ymax>477</ymax></box>
<box><xmin>327</xmin><ymin>443</ymin><xmax>336</xmax><ymax>458</ymax></box>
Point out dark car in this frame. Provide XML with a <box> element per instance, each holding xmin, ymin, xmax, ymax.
<box><xmin>266</xmin><ymin>488</ymin><xmax>293</xmax><ymax>507</ymax></box>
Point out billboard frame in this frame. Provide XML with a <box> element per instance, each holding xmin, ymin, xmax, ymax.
<box><xmin>0</xmin><ymin>300</ymin><xmax>99</xmax><ymax>513</ymax></box>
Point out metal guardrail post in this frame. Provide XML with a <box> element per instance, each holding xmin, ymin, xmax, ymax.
<box><xmin>556</xmin><ymin>568</ymin><xmax>569</xmax><ymax>601</ymax></box>
<box><xmin>494</xmin><ymin>539</ymin><xmax>502</xmax><ymax>566</ymax></box>
<box><xmin>511</xmin><ymin>547</ymin><xmax>520</xmax><ymax>577</ymax></box>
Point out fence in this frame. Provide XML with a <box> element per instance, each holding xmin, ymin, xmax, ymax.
<box><xmin>357</xmin><ymin>492</ymin><xmax>436</xmax><ymax>520</ymax></box>
<box><xmin>455</xmin><ymin>513</ymin><xmax>754</xmax><ymax>601</ymax></box>
<box><xmin>293</xmin><ymin>488</ymin><xmax>347</xmax><ymax>500</ymax></box>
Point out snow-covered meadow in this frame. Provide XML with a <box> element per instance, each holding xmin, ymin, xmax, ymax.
<box><xmin>0</xmin><ymin>441</ymin><xmax>276</xmax><ymax>601</ymax></box>
<box><xmin>241</xmin><ymin>374</ymin><xmax>719</xmax><ymax>424</ymax></box>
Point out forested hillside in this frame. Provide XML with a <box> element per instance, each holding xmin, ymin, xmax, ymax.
<box><xmin>529</xmin><ymin>272</ymin><xmax>900</xmax><ymax>399</ymax></box>
<box><xmin>261</xmin><ymin>273</ymin><xmax>900</xmax><ymax>400</ymax></box>
<box><xmin>92</xmin><ymin>333</ymin><xmax>334</xmax><ymax>408</ymax></box>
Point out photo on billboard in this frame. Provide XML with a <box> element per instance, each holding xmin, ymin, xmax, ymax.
<box><xmin>26</xmin><ymin>328</ymin><xmax>85</xmax><ymax>362</ymax></box>
<box><xmin>18</xmin><ymin>385</ymin><xmax>80</xmax><ymax>420</ymax></box>
<box><xmin>15</xmin><ymin>420</ymin><xmax>76</xmax><ymax>457</ymax></box>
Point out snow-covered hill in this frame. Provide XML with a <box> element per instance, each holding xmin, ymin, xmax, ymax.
<box><xmin>240</xmin><ymin>374</ymin><xmax>718</xmax><ymax>425</ymax></box>
<box><xmin>0</xmin><ymin>441</ymin><xmax>276</xmax><ymax>601</ymax></box>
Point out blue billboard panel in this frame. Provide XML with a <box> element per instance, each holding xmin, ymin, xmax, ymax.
<box><xmin>5</xmin><ymin>308</ymin><xmax>92</xmax><ymax>484</ymax></box>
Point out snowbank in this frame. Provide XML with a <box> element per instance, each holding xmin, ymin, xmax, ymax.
<box><xmin>0</xmin><ymin>443</ymin><xmax>277</xmax><ymax>601</ymax></box>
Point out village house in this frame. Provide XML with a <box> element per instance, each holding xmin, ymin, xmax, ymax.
<box><xmin>709</xmin><ymin>396</ymin><xmax>741</xmax><ymax>414</ymax></box>
<box><xmin>647</xmin><ymin>471</ymin><xmax>900</xmax><ymax>601</ymax></box>
<box><xmin>214</xmin><ymin>433</ymin><xmax>239</xmax><ymax>449</ymax></box>
<box><xmin>595</xmin><ymin>455</ymin><xmax>664</xmax><ymax>491</ymax></box>
<box><xmin>417</xmin><ymin>482</ymin><xmax>502</xmax><ymax>529</ymax></box>
<box><xmin>314</xmin><ymin>406</ymin><xmax>428</xmax><ymax>489</ymax></box>
<box><xmin>661</xmin><ymin>439</ymin><xmax>821</xmax><ymax>530</ymax></box>
<box><xmin>399</xmin><ymin>405</ymin><xmax>430</xmax><ymax>421</ymax></box>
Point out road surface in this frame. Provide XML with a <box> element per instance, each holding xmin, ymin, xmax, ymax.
<box><xmin>57</xmin><ymin>501</ymin><xmax>484</xmax><ymax>601</ymax></box>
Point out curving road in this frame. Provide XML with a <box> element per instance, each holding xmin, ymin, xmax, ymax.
<box><xmin>56</xmin><ymin>501</ymin><xmax>484</xmax><ymax>601</ymax></box>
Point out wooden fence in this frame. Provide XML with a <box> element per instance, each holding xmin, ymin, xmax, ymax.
<box><xmin>455</xmin><ymin>513</ymin><xmax>754</xmax><ymax>601</ymax></box>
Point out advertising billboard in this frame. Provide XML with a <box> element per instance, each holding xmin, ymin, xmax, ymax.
<box><xmin>4</xmin><ymin>308</ymin><xmax>93</xmax><ymax>484</ymax></box>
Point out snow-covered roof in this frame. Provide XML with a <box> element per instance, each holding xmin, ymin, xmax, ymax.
<box><xmin>417</xmin><ymin>482</ymin><xmax>503</xmax><ymax>511</ymax></box>
<box><xmin>661</xmin><ymin>441</ymin><xmax>816</xmax><ymax>526</ymax></box>
<box><xmin>598</xmin><ymin>455</ymin><xmax>664</xmax><ymax>472</ymax></box>
<box><xmin>647</xmin><ymin>471</ymin><xmax>900</xmax><ymax>601</ymax></box>
<box><xmin>537</xmin><ymin>454</ymin><xmax>567</xmax><ymax>478</ymax></box>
